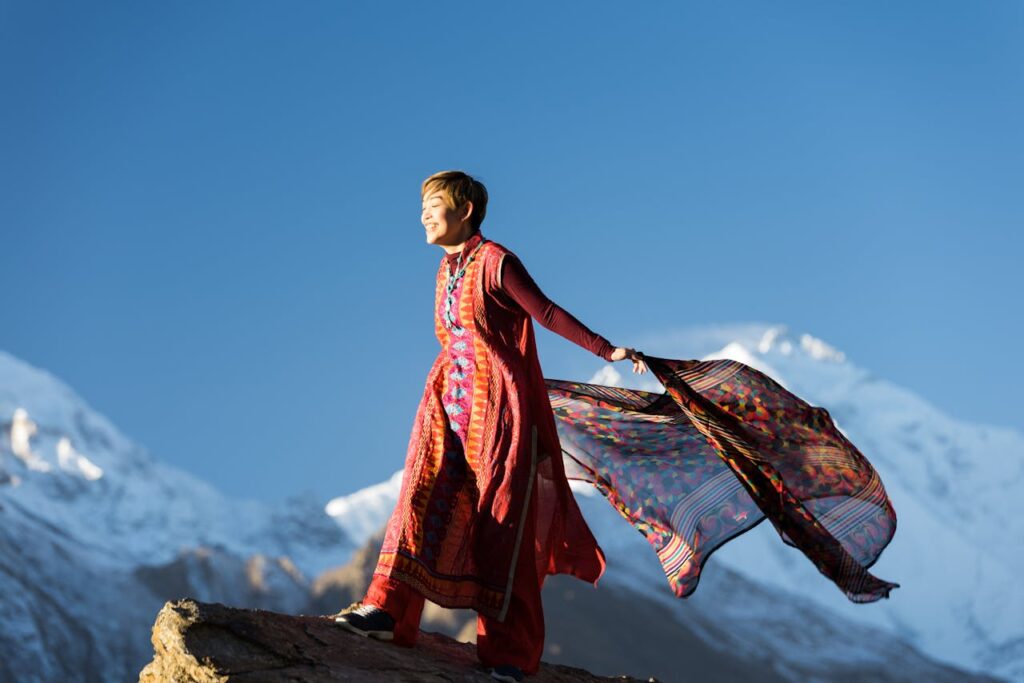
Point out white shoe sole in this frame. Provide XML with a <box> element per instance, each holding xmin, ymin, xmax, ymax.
<box><xmin>334</xmin><ymin>616</ymin><xmax>395</xmax><ymax>641</ymax></box>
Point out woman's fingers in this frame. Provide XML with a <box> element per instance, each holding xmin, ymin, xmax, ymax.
<box><xmin>617</xmin><ymin>348</ymin><xmax>648</xmax><ymax>373</ymax></box>
<box><xmin>630</xmin><ymin>350</ymin><xmax>648</xmax><ymax>374</ymax></box>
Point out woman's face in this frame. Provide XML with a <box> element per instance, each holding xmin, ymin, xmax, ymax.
<box><xmin>422</xmin><ymin>191</ymin><xmax>473</xmax><ymax>247</ymax></box>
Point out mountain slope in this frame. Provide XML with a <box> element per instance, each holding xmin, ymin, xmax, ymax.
<box><xmin>0</xmin><ymin>350</ymin><xmax>350</xmax><ymax>681</ymax></box>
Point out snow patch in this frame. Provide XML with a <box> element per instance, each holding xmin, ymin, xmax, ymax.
<box><xmin>325</xmin><ymin>469</ymin><xmax>404</xmax><ymax>546</ymax></box>
<box><xmin>9</xmin><ymin>408</ymin><xmax>50</xmax><ymax>472</ymax></box>
<box><xmin>587</xmin><ymin>364</ymin><xmax>623</xmax><ymax>386</ymax></box>
<box><xmin>57</xmin><ymin>436</ymin><xmax>103</xmax><ymax>480</ymax></box>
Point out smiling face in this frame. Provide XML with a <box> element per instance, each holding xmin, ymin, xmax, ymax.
<box><xmin>421</xmin><ymin>190</ymin><xmax>474</xmax><ymax>249</ymax></box>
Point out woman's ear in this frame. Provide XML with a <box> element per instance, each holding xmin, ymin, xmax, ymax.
<box><xmin>461</xmin><ymin>200</ymin><xmax>474</xmax><ymax>225</ymax></box>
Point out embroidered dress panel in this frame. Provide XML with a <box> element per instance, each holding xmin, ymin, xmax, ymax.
<box><xmin>440</xmin><ymin>239</ymin><xmax>485</xmax><ymax>444</ymax></box>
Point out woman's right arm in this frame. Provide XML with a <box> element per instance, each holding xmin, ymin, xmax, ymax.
<box><xmin>499</xmin><ymin>254</ymin><xmax>646</xmax><ymax>373</ymax></box>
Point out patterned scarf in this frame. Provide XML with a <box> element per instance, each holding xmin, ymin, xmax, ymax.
<box><xmin>547</xmin><ymin>354</ymin><xmax>900</xmax><ymax>603</ymax></box>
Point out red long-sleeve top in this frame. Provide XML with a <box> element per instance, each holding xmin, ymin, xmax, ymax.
<box><xmin>444</xmin><ymin>243</ymin><xmax>616</xmax><ymax>362</ymax></box>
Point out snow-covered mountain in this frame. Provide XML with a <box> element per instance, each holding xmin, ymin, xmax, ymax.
<box><xmin>325</xmin><ymin>323</ymin><xmax>1023</xmax><ymax>683</ymax></box>
<box><xmin>0</xmin><ymin>350</ymin><xmax>353</xmax><ymax>682</ymax></box>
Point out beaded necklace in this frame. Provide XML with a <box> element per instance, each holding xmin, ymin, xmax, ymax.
<box><xmin>443</xmin><ymin>237</ymin><xmax>488</xmax><ymax>331</ymax></box>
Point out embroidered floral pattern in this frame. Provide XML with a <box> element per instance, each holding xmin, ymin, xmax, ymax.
<box><xmin>439</xmin><ymin>240</ymin><xmax>485</xmax><ymax>446</ymax></box>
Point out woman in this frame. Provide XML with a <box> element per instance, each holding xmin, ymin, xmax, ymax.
<box><xmin>336</xmin><ymin>172</ymin><xmax>901</xmax><ymax>681</ymax></box>
<box><xmin>335</xmin><ymin>170</ymin><xmax>646</xmax><ymax>681</ymax></box>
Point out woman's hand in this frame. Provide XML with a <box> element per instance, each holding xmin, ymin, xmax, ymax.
<box><xmin>610</xmin><ymin>347</ymin><xmax>648</xmax><ymax>374</ymax></box>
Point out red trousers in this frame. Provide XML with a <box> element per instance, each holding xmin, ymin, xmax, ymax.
<box><xmin>364</xmin><ymin>492</ymin><xmax>545</xmax><ymax>675</ymax></box>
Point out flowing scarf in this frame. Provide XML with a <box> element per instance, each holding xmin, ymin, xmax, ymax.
<box><xmin>547</xmin><ymin>354</ymin><xmax>900</xmax><ymax>603</ymax></box>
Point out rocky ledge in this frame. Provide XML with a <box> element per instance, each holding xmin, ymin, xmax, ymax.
<box><xmin>139</xmin><ymin>599</ymin><xmax>656</xmax><ymax>682</ymax></box>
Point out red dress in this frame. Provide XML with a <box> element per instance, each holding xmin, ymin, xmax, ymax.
<box><xmin>365</xmin><ymin>232</ymin><xmax>608</xmax><ymax>673</ymax></box>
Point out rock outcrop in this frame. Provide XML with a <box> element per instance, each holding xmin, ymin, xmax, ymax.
<box><xmin>139</xmin><ymin>599</ymin><xmax>656</xmax><ymax>682</ymax></box>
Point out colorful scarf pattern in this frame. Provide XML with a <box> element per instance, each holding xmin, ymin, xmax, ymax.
<box><xmin>547</xmin><ymin>355</ymin><xmax>900</xmax><ymax>603</ymax></box>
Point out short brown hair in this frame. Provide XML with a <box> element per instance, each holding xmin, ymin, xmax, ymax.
<box><xmin>421</xmin><ymin>170</ymin><xmax>488</xmax><ymax>233</ymax></box>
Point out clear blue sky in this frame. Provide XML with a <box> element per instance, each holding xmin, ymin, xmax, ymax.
<box><xmin>2</xmin><ymin>1</ymin><xmax>1021</xmax><ymax>504</ymax></box>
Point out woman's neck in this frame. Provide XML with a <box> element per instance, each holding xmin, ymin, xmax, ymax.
<box><xmin>442</xmin><ymin>231</ymin><xmax>481</xmax><ymax>255</ymax></box>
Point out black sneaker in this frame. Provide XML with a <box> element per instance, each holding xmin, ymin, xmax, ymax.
<box><xmin>334</xmin><ymin>604</ymin><xmax>395</xmax><ymax>641</ymax></box>
<box><xmin>489</xmin><ymin>665</ymin><xmax>525</xmax><ymax>682</ymax></box>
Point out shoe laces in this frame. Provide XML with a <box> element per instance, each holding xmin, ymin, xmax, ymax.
<box><xmin>352</xmin><ymin>604</ymin><xmax>383</xmax><ymax>617</ymax></box>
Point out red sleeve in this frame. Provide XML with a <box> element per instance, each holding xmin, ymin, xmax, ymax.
<box><xmin>500</xmin><ymin>254</ymin><xmax>616</xmax><ymax>362</ymax></box>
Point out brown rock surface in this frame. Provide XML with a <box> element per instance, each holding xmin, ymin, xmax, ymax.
<box><xmin>139</xmin><ymin>599</ymin><xmax>656</xmax><ymax>682</ymax></box>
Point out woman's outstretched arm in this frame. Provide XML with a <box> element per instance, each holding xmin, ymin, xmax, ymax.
<box><xmin>500</xmin><ymin>254</ymin><xmax>647</xmax><ymax>373</ymax></box>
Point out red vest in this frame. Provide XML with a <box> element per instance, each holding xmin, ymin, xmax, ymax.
<box><xmin>374</xmin><ymin>234</ymin><xmax>606</xmax><ymax>620</ymax></box>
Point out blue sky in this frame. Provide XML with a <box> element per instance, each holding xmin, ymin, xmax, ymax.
<box><xmin>2</xmin><ymin>1</ymin><xmax>1021</xmax><ymax>504</ymax></box>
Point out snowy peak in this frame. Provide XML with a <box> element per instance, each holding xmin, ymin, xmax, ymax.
<box><xmin>325</xmin><ymin>469</ymin><xmax>404</xmax><ymax>545</ymax></box>
<box><xmin>0</xmin><ymin>350</ymin><xmax>141</xmax><ymax>492</ymax></box>
<box><xmin>592</xmin><ymin>324</ymin><xmax>852</xmax><ymax>395</ymax></box>
<box><xmin>0</xmin><ymin>350</ymin><xmax>347</xmax><ymax>576</ymax></box>
<box><xmin>755</xmin><ymin>325</ymin><xmax>846</xmax><ymax>362</ymax></box>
